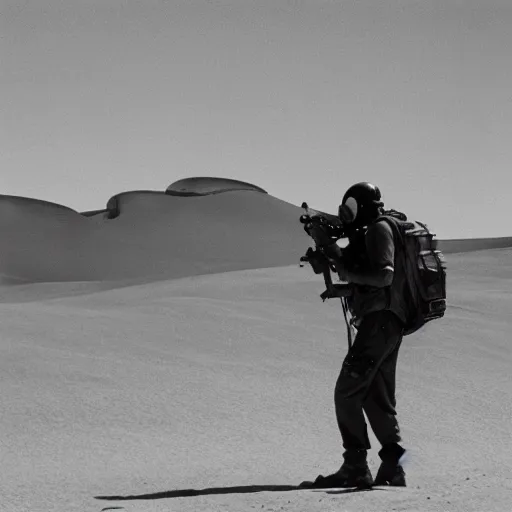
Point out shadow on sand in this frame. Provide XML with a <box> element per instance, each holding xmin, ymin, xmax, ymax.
<box><xmin>95</xmin><ymin>484</ymin><xmax>375</xmax><ymax>501</ymax></box>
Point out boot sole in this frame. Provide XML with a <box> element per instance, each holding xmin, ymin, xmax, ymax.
<box><xmin>299</xmin><ymin>477</ymin><xmax>374</xmax><ymax>490</ymax></box>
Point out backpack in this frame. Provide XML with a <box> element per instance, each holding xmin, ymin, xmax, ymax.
<box><xmin>379</xmin><ymin>211</ymin><xmax>447</xmax><ymax>336</ymax></box>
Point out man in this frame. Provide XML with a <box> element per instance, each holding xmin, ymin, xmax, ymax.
<box><xmin>305</xmin><ymin>182</ymin><xmax>409</xmax><ymax>489</ymax></box>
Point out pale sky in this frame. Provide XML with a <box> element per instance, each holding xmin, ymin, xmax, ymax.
<box><xmin>2</xmin><ymin>0</ymin><xmax>511</xmax><ymax>238</ymax></box>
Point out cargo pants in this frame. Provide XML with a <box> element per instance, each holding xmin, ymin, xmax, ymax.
<box><xmin>334</xmin><ymin>310</ymin><xmax>404</xmax><ymax>458</ymax></box>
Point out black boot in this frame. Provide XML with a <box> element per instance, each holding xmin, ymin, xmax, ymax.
<box><xmin>374</xmin><ymin>443</ymin><xmax>406</xmax><ymax>487</ymax></box>
<box><xmin>300</xmin><ymin>450</ymin><xmax>373</xmax><ymax>489</ymax></box>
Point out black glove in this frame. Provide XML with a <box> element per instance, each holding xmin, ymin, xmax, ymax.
<box><xmin>322</xmin><ymin>243</ymin><xmax>349</xmax><ymax>281</ymax></box>
<box><xmin>320</xmin><ymin>284</ymin><xmax>353</xmax><ymax>301</ymax></box>
<box><xmin>306</xmin><ymin>223</ymin><xmax>332</xmax><ymax>247</ymax></box>
<box><xmin>301</xmin><ymin>247</ymin><xmax>329</xmax><ymax>275</ymax></box>
<box><xmin>323</xmin><ymin>243</ymin><xmax>342</xmax><ymax>260</ymax></box>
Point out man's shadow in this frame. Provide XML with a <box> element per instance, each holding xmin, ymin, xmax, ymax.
<box><xmin>96</xmin><ymin>484</ymin><xmax>374</xmax><ymax>501</ymax></box>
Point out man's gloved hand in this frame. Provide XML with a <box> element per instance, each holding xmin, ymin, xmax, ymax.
<box><xmin>302</xmin><ymin>247</ymin><xmax>329</xmax><ymax>275</ymax></box>
<box><xmin>323</xmin><ymin>243</ymin><xmax>349</xmax><ymax>282</ymax></box>
<box><xmin>320</xmin><ymin>283</ymin><xmax>353</xmax><ymax>301</ymax></box>
<box><xmin>323</xmin><ymin>243</ymin><xmax>342</xmax><ymax>260</ymax></box>
<box><xmin>306</xmin><ymin>223</ymin><xmax>332</xmax><ymax>247</ymax></box>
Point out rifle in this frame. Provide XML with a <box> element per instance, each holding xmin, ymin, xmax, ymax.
<box><xmin>299</xmin><ymin>202</ymin><xmax>355</xmax><ymax>348</ymax></box>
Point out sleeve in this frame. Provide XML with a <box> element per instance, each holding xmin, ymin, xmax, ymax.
<box><xmin>365</xmin><ymin>220</ymin><xmax>395</xmax><ymax>273</ymax></box>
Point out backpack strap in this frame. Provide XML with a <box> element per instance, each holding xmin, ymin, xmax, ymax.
<box><xmin>341</xmin><ymin>297</ymin><xmax>353</xmax><ymax>349</ymax></box>
<box><xmin>373</xmin><ymin>215</ymin><xmax>404</xmax><ymax>310</ymax></box>
<box><xmin>376</xmin><ymin>214</ymin><xmax>405</xmax><ymax>248</ymax></box>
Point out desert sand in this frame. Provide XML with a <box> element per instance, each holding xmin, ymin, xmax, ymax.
<box><xmin>1</xmin><ymin>178</ymin><xmax>511</xmax><ymax>512</ymax></box>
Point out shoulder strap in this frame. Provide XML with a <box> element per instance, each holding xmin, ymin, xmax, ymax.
<box><xmin>375</xmin><ymin>215</ymin><xmax>405</xmax><ymax>249</ymax></box>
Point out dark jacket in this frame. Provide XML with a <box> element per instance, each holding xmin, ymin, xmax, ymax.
<box><xmin>345</xmin><ymin>218</ymin><xmax>409</xmax><ymax>325</ymax></box>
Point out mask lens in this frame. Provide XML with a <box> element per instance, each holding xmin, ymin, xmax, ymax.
<box><xmin>339</xmin><ymin>197</ymin><xmax>357</xmax><ymax>223</ymax></box>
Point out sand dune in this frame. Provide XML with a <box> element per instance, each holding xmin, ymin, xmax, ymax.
<box><xmin>166</xmin><ymin>176</ymin><xmax>268</xmax><ymax>196</ymax></box>
<box><xmin>439</xmin><ymin>237</ymin><xmax>512</xmax><ymax>253</ymax></box>
<box><xmin>1</xmin><ymin>178</ymin><xmax>512</xmax><ymax>286</ymax></box>
<box><xmin>0</xmin><ymin>180</ymin><xmax>307</xmax><ymax>283</ymax></box>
